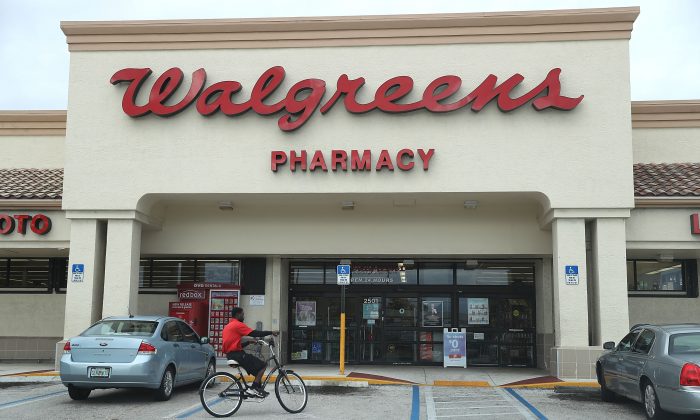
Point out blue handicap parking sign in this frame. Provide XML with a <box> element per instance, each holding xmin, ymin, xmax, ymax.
<box><xmin>565</xmin><ymin>265</ymin><xmax>578</xmax><ymax>275</ymax></box>
<box><xmin>337</xmin><ymin>265</ymin><xmax>351</xmax><ymax>275</ymax></box>
<box><xmin>72</xmin><ymin>264</ymin><xmax>84</xmax><ymax>273</ymax></box>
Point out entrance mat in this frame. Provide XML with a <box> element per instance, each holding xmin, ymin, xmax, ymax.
<box><xmin>347</xmin><ymin>372</ymin><xmax>417</xmax><ymax>384</ymax></box>
<box><xmin>433</xmin><ymin>380</ymin><xmax>491</xmax><ymax>387</ymax></box>
<box><xmin>500</xmin><ymin>375</ymin><xmax>563</xmax><ymax>387</ymax></box>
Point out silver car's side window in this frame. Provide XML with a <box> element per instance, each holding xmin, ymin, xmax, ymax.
<box><xmin>163</xmin><ymin>321</ymin><xmax>184</xmax><ymax>342</ymax></box>
<box><xmin>177</xmin><ymin>322</ymin><xmax>199</xmax><ymax>343</ymax></box>
<box><xmin>632</xmin><ymin>329</ymin><xmax>655</xmax><ymax>354</ymax></box>
<box><xmin>617</xmin><ymin>331</ymin><xmax>640</xmax><ymax>352</ymax></box>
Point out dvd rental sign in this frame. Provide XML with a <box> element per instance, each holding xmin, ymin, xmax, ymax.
<box><xmin>111</xmin><ymin>66</ymin><xmax>583</xmax><ymax>172</ymax></box>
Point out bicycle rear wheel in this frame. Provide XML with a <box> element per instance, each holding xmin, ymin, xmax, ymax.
<box><xmin>275</xmin><ymin>370</ymin><xmax>308</xmax><ymax>413</ymax></box>
<box><xmin>199</xmin><ymin>372</ymin><xmax>243</xmax><ymax>418</ymax></box>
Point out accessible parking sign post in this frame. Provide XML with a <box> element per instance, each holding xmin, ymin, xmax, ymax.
<box><xmin>337</xmin><ymin>264</ymin><xmax>351</xmax><ymax>374</ymax></box>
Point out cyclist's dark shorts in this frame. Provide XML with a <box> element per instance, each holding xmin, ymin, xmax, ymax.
<box><xmin>227</xmin><ymin>351</ymin><xmax>266</xmax><ymax>375</ymax></box>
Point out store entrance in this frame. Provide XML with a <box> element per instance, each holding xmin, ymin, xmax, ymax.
<box><xmin>288</xmin><ymin>260</ymin><xmax>537</xmax><ymax>367</ymax></box>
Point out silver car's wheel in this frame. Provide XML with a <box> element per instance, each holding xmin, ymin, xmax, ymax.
<box><xmin>154</xmin><ymin>367</ymin><xmax>175</xmax><ymax>401</ymax></box>
<box><xmin>643</xmin><ymin>382</ymin><xmax>665</xmax><ymax>419</ymax></box>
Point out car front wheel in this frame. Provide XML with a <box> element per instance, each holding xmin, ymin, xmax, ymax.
<box><xmin>67</xmin><ymin>386</ymin><xmax>91</xmax><ymax>400</ymax></box>
<box><xmin>643</xmin><ymin>381</ymin><xmax>666</xmax><ymax>419</ymax></box>
<box><xmin>154</xmin><ymin>367</ymin><xmax>175</xmax><ymax>401</ymax></box>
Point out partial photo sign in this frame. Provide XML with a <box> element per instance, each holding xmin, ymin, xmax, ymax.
<box><xmin>295</xmin><ymin>301</ymin><xmax>317</xmax><ymax>326</ymax></box>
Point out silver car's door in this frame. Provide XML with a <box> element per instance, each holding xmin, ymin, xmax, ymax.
<box><xmin>162</xmin><ymin>321</ymin><xmax>191</xmax><ymax>382</ymax></box>
<box><xmin>619</xmin><ymin>329</ymin><xmax>655</xmax><ymax>402</ymax></box>
<box><xmin>177</xmin><ymin>321</ymin><xmax>209</xmax><ymax>380</ymax></box>
<box><xmin>606</xmin><ymin>330</ymin><xmax>641</xmax><ymax>394</ymax></box>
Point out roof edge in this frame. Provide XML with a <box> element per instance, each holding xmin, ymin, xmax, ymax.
<box><xmin>0</xmin><ymin>111</ymin><xmax>67</xmax><ymax>136</ymax></box>
<box><xmin>632</xmin><ymin>100</ymin><xmax>700</xmax><ymax>128</ymax></box>
<box><xmin>60</xmin><ymin>7</ymin><xmax>640</xmax><ymax>52</ymax></box>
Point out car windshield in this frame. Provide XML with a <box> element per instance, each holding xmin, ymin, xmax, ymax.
<box><xmin>82</xmin><ymin>320</ymin><xmax>158</xmax><ymax>337</ymax></box>
<box><xmin>669</xmin><ymin>332</ymin><xmax>700</xmax><ymax>355</ymax></box>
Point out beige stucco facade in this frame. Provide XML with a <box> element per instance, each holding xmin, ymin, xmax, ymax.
<box><xmin>0</xmin><ymin>7</ymin><xmax>698</xmax><ymax>380</ymax></box>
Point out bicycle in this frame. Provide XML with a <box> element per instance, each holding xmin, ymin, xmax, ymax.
<box><xmin>199</xmin><ymin>337</ymin><xmax>308</xmax><ymax>417</ymax></box>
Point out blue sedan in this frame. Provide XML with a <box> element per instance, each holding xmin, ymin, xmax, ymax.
<box><xmin>60</xmin><ymin>315</ymin><xmax>216</xmax><ymax>401</ymax></box>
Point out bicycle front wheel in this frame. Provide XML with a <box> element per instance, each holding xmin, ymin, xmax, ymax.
<box><xmin>199</xmin><ymin>372</ymin><xmax>243</xmax><ymax>418</ymax></box>
<box><xmin>275</xmin><ymin>370</ymin><xmax>308</xmax><ymax>413</ymax></box>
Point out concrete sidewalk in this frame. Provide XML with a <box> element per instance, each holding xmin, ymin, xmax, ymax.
<box><xmin>0</xmin><ymin>361</ymin><xmax>599</xmax><ymax>388</ymax></box>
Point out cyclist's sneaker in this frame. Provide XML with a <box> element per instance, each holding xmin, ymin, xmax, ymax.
<box><xmin>251</xmin><ymin>384</ymin><xmax>269</xmax><ymax>397</ymax></box>
<box><xmin>245</xmin><ymin>387</ymin><xmax>265</xmax><ymax>398</ymax></box>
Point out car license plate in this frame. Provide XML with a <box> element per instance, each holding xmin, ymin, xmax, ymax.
<box><xmin>88</xmin><ymin>367</ymin><xmax>111</xmax><ymax>378</ymax></box>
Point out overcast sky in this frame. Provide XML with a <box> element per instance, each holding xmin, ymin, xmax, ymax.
<box><xmin>1</xmin><ymin>0</ymin><xmax>698</xmax><ymax>110</ymax></box>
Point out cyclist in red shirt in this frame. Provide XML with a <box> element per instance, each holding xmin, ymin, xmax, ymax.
<box><xmin>223</xmin><ymin>307</ymin><xmax>278</xmax><ymax>397</ymax></box>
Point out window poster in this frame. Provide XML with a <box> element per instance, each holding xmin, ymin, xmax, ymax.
<box><xmin>295</xmin><ymin>301</ymin><xmax>317</xmax><ymax>326</ymax></box>
<box><xmin>467</xmin><ymin>298</ymin><xmax>489</xmax><ymax>325</ymax></box>
<box><xmin>422</xmin><ymin>301</ymin><xmax>444</xmax><ymax>327</ymax></box>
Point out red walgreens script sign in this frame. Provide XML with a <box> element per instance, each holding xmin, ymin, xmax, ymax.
<box><xmin>692</xmin><ymin>213</ymin><xmax>700</xmax><ymax>235</ymax></box>
<box><xmin>110</xmin><ymin>67</ymin><xmax>583</xmax><ymax>132</ymax></box>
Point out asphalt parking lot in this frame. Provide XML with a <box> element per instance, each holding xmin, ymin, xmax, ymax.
<box><xmin>0</xmin><ymin>381</ymin><xmax>693</xmax><ymax>419</ymax></box>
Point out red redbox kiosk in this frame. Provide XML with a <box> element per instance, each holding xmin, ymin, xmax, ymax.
<box><xmin>168</xmin><ymin>301</ymin><xmax>208</xmax><ymax>337</ymax></box>
<box><xmin>170</xmin><ymin>282</ymin><xmax>241</xmax><ymax>358</ymax></box>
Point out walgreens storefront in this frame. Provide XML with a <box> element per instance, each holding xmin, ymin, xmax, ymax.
<box><xmin>2</xmin><ymin>7</ymin><xmax>700</xmax><ymax>380</ymax></box>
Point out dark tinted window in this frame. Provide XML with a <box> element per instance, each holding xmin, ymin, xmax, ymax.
<box><xmin>617</xmin><ymin>331</ymin><xmax>640</xmax><ymax>352</ymax></box>
<box><xmin>633</xmin><ymin>329</ymin><xmax>655</xmax><ymax>354</ymax></box>
<box><xmin>178</xmin><ymin>322</ymin><xmax>199</xmax><ymax>343</ymax></box>
<box><xmin>290</xmin><ymin>264</ymin><xmax>325</xmax><ymax>284</ymax></box>
<box><xmin>162</xmin><ymin>321</ymin><xmax>184</xmax><ymax>342</ymax></box>
<box><xmin>419</xmin><ymin>263</ymin><xmax>453</xmax><ymax>285</ymax></box>
<box><xmin>669</xmin><ymin>333</ymin><xmax>700</xmax><ymax>355</ymax></box>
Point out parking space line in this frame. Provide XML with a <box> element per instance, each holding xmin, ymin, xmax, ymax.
<box><xmin>504</xmin><ymin>388</ymin><xmax>547</xmax><ymax>420</ymax></box>
<box><xmin>426</xmin><ymin>386</ymin><xmax>437</xmax><ymax>420</ymax></box>
<box><xmin>0</xmin><ymin>390</ymin><xmax>66</xmax><ymax>410</ymax></box>
<box><xmin>435</xmin><ymin>412</ymin><xmax>521</xmax><ymax>418</ymax></box>
<box><xmin>410</xmin><ymin>385</ymin><xmax>420</xmax><ymax>420</ymax></box>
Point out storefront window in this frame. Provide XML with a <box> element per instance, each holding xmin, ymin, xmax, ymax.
<box><xmin>0</xmin><ymin>258</ymin><xmax>50</xmax><ymax>289</ymax></box>
<box><xmin>195</xmin><ymin>259</ymin><xmax>239</xmax><ymax>284</ymax></box>
<box><xmin>150</xmin><ymin>259</ymin><xmax>195</xmax><ymax>288</ymax></box>
<box><xmin>419</xmin><ymin>263</ymin><xmax>453</xmax><ymax>285</ymax></box>
<box><xmin>352</xmin><ymin>262</ymin><xmax>417</xmax><ymax>285</ymax></box>
<box><xmin>627</xmin><ymin>259</ymin><xmax>696</xmax><ymax>295</ymax></box>
<box><xmin>385</xmin><ymin>297</ymin><xmax>418</xmax><ymax>327</ymax></box>
<box><xmin>456</xmin><ymin>262</ymin><xmax>534</xmax><ymax>286</ymax></box>
<box><xmin>290</xmin><ymin>264</ymin><xmax>325</xmax><ymax>284</ymax></box>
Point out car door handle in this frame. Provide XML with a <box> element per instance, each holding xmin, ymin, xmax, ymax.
<box><xmin>174</xmin><ymin>344</ymin><xmax>180</xmax><ymax>348</ymax></box>
<box><xmin>191</xmin><ymin>344</ymin><xmax>197</xmax><ymax>348</ymax></box>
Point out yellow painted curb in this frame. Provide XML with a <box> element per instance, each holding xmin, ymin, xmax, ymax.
<box><xmin>9</xmin><ymin>371</ymin><xmax>59</xmax><ymax>377</ymax></box>
<box><xmin>503</xmin><ymin>381</ymin><xmax>600</xmax><ymax>389</ymax></box>
<box><xmin>433</xmin><ymin>380</ymin><xmax>492</xmax><ymax>387</ymax></box>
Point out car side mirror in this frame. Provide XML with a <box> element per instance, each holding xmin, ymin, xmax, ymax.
<box><xmin>603</xmin><ymin>341</ymin><xmax>615</xmax><ymax>350</ymax></box>
<box><xmin>200</xmin><ymin>337</ymin><xmax>210</xmax><ymax>345</ymax></box>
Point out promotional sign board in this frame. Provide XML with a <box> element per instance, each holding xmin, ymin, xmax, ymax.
<box><xmin>443</xmin><ymin>328</ymin><xmax>467</xmax><ymax>368</ymax></box>
<box><xmin>422</xmin><ymin>301</ymin><xmax>444</xmax><ymax>327</ymax></box>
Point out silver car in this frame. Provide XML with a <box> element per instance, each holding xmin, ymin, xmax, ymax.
<box><xmin>60</xmin><ymin>316</ymin><xmax>216</xmax><ymax>401</ymax></box>
<box><xmin>597</xmin><ymin>323</ymin><xmax>700</xmax><ymax>419</ymax></box>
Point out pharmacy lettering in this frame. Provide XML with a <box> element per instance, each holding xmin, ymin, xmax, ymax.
<box><xmin>110</xmin><ymin>66</ymin><xmax>583</xmax><ymax>132</ymax></box>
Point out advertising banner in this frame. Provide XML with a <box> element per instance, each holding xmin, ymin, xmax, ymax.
<box><xmin>443</xmin><ymin>328</ymin><xmax>467</xmax><ymax>368</ymax></box>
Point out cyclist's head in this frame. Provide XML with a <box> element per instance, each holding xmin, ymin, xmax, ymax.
<box><xmin>231</xmin><ymin>307</ymin><xmax>244</xmax><ymax>321</ymax></box>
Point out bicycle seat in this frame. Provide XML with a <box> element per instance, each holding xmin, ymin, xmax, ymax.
<box><xmin>226</xmin><ymin>359</ymin><xmax>240</xmax><ymax>367</ymax></box>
